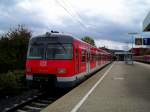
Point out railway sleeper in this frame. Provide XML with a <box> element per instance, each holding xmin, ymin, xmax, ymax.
<box><xmin>16</xmin><ymin>109</ymin><xmax>27</xmax><ymax>112</ymax></box>
<box><xmin>21</xmin><ymin>105</ymin><xmax>42</xmax><ymax>111</ymax></box>
<box><xmin>31</xmin><ymin>102</ymin><xmax>48</xmax><ymax>107</ymax></box>
<box><xmin>36</xmin><ymin>99</ymin><xmax>53</xmax><ymax>104</ymax></box>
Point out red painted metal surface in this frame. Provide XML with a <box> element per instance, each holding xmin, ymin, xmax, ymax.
<box><xmin>26</xmin><ymin>34</ymin><xmax>112</xmax><ymax>87</ymax></box>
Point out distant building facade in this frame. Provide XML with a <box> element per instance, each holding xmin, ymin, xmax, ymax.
<box><xmin>143</xmin><ymin>12</ymin><xmax>150</xmax><ymax>31</ymax></box>
<box><xmin>115</xmin><ymin>52</ymin><xmax>132</xmax><ymax>61</ymax></box>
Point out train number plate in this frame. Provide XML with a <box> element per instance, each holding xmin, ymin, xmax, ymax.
<box><xmin>40</xmin><ymin>61</ymin><xmax>47</xmax><ymax>67</ymax></box>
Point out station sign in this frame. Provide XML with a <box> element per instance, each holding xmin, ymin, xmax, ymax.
<box><xmin>143</xmin><ymin>38</ymin><xmax>150</xmax><ymax>45</ymax></box>
<box><xmin>135</xmin><ymin>38</ymin><xmax>142</xmax><ymax>45</ymax></box>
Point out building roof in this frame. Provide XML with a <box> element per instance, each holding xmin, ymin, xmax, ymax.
<box><xmin>114</xmin><ymin>52</ymin><xmax>132</xmax><ymax>55</ymax></box>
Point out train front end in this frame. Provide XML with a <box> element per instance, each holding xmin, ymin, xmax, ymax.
<box><xmin>26</xmin><ymin>33</ymin><xmax>75</xmax><ymax>88</ymax></box>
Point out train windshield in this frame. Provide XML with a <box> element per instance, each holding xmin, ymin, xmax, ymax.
<box><xmin>27</xmin><ymin>44</ymin><xmax>45</xmax><ymax>59</ymax></box>
<box><xmin>47</xmin><ymin>44</ymin><xmax>73</xmax><ymax>59</ymax></box>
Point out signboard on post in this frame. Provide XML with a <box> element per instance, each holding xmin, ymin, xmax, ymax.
<box><xmin>135</xmin><ymin>38</ymin><xmax>142</xmax><ymax>45</ymax></box>
<box><xmin>143</xmin><ymin>38</ymin><xmax>150</xmax><ymax>45</ymax></box>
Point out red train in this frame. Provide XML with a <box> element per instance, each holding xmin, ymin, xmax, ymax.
<box><xmin>26</xmin><ymin>32</ymin><xmax>112</xmax><ymax>88</ymax></box>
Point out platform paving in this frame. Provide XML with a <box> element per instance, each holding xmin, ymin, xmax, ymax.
<box><xmin>42</xmin><ymin>61</ymin><xmax>150</xmax><ymax>112</ymax></box>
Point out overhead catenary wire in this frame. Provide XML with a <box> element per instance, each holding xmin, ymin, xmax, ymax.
<box><xmin>54</xmin><ymin>0</ymin><xmax>104</xmax><ymax>37</ymax></box>
<box><xmin>63</xmin><ymin>0</ymin><xmax>87</xmax><ymax>25</ymax></box>
<box><xmin>59</xmin><ymin>0</ymin><xmax>86</xmax><ymax>26</ymax></box>
<box><xmin>62</xmin><ymin>0</ymin><xmax>104</xmax><ymax>35</ymax></box>
<box><xmin>54</xmin><ymin>0</ymin><xmax>87</xmax><ymax>30</ymax></box>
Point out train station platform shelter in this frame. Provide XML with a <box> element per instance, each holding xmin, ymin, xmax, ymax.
<box><xmin>114</xmin><ymin>51</ymin><xmax>133</xmax><ymax>62</ymax></box>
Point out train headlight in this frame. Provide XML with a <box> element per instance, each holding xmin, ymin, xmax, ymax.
<box><xmin>57</xmin><ymin>68</ymin><xmax>67</xmax><ymax>74</ymax></box>
<box><xmin>26</xmin><ymin>75</ymin><xmax>33</xmax><ymax>80</ymax></box>
<box><xmin>26</xmin><ymin>67</ymin><xmax>32</xmax><ymax>73</ymax></box>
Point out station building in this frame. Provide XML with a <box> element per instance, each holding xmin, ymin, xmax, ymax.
<box><xmin>114</xmin><ymin>51</ymin><xmax>132</xmax><ymax>61</ymax></box>
<box><xmin>143</xmin><ymin>12</ymin><xmax>150</xmax><ymax>31</ymax></box>
<box><xmin>131</xmin><ymin>12</ymin><xmax>150</xmax><ymax>56</ymax></box>
<box><xmin>130</xmin><ymin>12</ymin><xmax>150</xmax><ymax>56</ymax></box>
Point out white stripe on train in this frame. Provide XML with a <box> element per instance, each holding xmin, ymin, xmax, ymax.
<box><xmin>57</xmin><ymin>62</ymin><xmax>110</xmax><ymax>82</ymax></box>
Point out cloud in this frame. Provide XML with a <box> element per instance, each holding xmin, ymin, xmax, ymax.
<box><xmin>0</xmin><ymin>0</ymin><xmax>150</xmax><ymax>50</ymax></box>
<box><xmin>0</xmin><ymin>0</ymin><xmax>18</xmax><ymax>6</ymax></box>
<box><xmin>95</xmin><ymin>39</ymin><xmax>128</xmax><ymax>50</ymax></box>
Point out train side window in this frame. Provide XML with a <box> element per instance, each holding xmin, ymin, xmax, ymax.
<box><xmin>93</xmin><ymin>53</ymin><xmax>96</xmax><ymax>61</ymax></box>
<box><xmin>90</xmin><ymin>53</ymin><xmax>92</xmax><ymax>61</ymax></box>
<box><xmin>94</xmin><ymin>54</ymin><xmax>97</xmax><ymax>61</ymax></box>
<box><xmin>76</xmin><ymin>48</ymin><xmax>78</xmax><ymax>57</ymax></box>
<box><xmin>87</xmin><ymin>51</ymin><xmax>90</xmax><ymax>61</ymax></box>
<box><xmin>96</xmin><ymin>54</ymin><xmax>98</xmax><ymax>61</ymax></box>
<box><xmin>99</xmin><ymin>54</ymin><xmax>101</xmax><ymax>61</ymax></box>
<box><xmin>81</xmin><ymin>50</ymin><xmax>86</xmax><ymax>62</ymax></box>
<box><xmin>94</xmin><ymin>53</ymin><xmax>96</xmax><ymax>61</ymax></box>
<box><xmin>97</xmin><ymin>54</ymin><xmax>99</xmax><ymax>61</ymax></box>
<box><xmin>91</xmin><ymin>53</ymin><xmax>95</xmax><ymax>61</ymax></box>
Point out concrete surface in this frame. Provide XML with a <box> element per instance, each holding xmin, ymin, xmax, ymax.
<box><xmin>42</xmin><ymin>61</ymin><xmax>150</xmax><ymax>112</ymax></box>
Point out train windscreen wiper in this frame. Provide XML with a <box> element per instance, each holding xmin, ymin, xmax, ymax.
<box><xmin>56</xmin><ymin>40</ymin><xmax>67</xmax><ymax>53</ymax></box>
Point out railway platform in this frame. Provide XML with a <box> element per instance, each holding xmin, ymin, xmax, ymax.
<box><xmin>42</xmin><ymin>61</ymin><xmax>150</xmax><ymax>112</ymax></box>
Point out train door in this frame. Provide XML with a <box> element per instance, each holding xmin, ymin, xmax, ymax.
<box><xmin>86</xmin><ymin>47</ymin><xmax>90</xmax><ymax>74</ymax></box>
<box><xmin>99</xmin><ymin>53</ymin><xmax>101</xmax><ymax>65</ymax></box>
<box><xmin>75</xmin><ymin>47</ymin><xmax>79</xmax><ymax>74</ymax></box>
<box><xmin>96</xmin><ymin>51</ymin><xmax>98</xmax><ymax>67</ymax></box>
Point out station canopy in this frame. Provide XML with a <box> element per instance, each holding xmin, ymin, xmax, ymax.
<box><xmin>143</xmin><ymin>12</ymin><xmax>150</xmax><ymax>31</ymax></box>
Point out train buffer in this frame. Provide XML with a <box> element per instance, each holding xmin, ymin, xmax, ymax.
<box><xmin>42</xmin><ymin>61</ymin><xmax>150</xmax><ymax>112</ymax></box>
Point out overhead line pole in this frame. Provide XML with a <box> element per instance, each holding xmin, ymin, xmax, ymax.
<box><xmin>128</xmin><ymin>32</ymin><xmax>140</xmax><ymax>64</ymax></box>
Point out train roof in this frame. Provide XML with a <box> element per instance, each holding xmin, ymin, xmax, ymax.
<box><xmin>31</xmin><ymin>32</ymin><xmax>94</xmax><ymax>47</ymax></box>
<box><xmin>30</xmin><ymin>32</ymin><xmax>74</xmax><ymax>44</ymax></box>
<box><xmin>30</xmin><ymin>32</ymin><xmax>111</xmax><ymax>55</ymax></box>
<box><xmin>32</xmin><ymin>32</ymin><xmax>73</xmax><ymax>38</ymax></box>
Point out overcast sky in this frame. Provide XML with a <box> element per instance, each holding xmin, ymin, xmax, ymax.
<box><xmin>0</xmin><ymin>0</ymin><xmax>150</xmax><ymax>50</ymax></box>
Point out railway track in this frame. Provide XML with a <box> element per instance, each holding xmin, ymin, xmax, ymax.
<box><xmin>3</xmin><ymin>89</ymin><xmax>69</xmax><ymax>112</ymax></box>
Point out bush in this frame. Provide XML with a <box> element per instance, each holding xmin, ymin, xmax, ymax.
<box><xmin>0</xmin><ymin>70</ymin><xmax>26</xmax><ymax>96</ymax></box>
<box><xmin>0</xmin><ymin>25</ymin><xmax>31</xmax><ymax>73</ymax></box>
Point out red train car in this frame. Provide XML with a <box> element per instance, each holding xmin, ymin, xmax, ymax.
<box><xmin>26</xmin><ymin>32</ymin><xmax>112</xmax><ymax>88</ymax></box>
<box><xmin>134</xmin><ymin>55</ymin><xmax>150</xmax><ymax>63</ymax></box>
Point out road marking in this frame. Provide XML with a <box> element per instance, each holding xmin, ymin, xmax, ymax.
<box><xmin>70</xmin><ymin>62</ymin><xmax>114</xmax><ymax>112</ymax></box>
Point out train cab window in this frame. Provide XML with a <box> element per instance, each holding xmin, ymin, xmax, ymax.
<box><xmin>47</xmin><ymin>44</ymin><xmax>73</xmax><ymax>59</ymax></box>
<box><xmin>81</xmin><ymin>50</ymin><xmax>86</xmax><ymax>62</ymax></box>
<box><xmin>27</xmin><ymin>45</ymin><xmax>45</xmax><ymax>59</ymax></box>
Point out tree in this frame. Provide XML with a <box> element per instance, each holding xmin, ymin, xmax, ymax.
<box><xmin>81</xmin><ymin>36</ymin><xmax>96</xmax><ymax>46</ymax></box>
<box><xmin>0</xmin><ymin>25</ymin><xmax>32</xmax><ymax>73</ymax></box>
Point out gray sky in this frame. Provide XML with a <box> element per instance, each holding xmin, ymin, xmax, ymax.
<box><xmin>0</xmin><ymin>0</ymin><xmax>150</xmax><ymax>50</ymax></box>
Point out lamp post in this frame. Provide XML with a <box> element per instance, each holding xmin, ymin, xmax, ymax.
<box><xmin>128</xmin><ymin>32</ymin><xmax>140</xmax><ymax>64</ymax></box>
